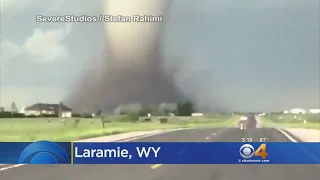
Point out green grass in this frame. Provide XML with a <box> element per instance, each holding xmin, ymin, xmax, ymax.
<box><xmin>260</xmin><ymin>114</ymin><xmax>320</xmax><ymax>130</ymax></box>
<box><xmin>0</xmin><ymin>115</ymin><xmax>237</xmax><ymax>141</ymax></box>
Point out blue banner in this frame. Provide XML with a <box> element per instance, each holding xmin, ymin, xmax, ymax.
<box><xmin>0</xmin><ymin>141</ymin><xmax>319</xmax><ymax>164</ymax></box>
<box><xmin>0</xmin><ymin>141</ymin><xmax>71</xmax><ymax>164</ymax></box>
<box><xmin>73</xmin><ymin>142</ymin><xmax>320</xmax><ymax>164</ymax></box>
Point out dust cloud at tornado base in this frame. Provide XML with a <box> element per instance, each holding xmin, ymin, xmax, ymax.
<box><xmin>65</xmin><ymin>0</ymin><xmax>226</xmax><ymax>113</ymax></box>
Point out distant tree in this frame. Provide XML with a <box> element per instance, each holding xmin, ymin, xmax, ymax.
<box><xmin>176</xmin><ymin>101</ymin><xmax>194</xmax><ymax>116</ymax></box>
<box><xmin>10</xmin><ymin>102</ymin><xmax>18</xmax><ymax>114</ymax></box>
<box><xmin>94</xmin><ymin>109</ymin><xmax>105</xmax><ymax>128</ymax></box>
<box><xmin>95</xmin><ymin>109</ymin><xmax>103</xmax><ymax>117</ymax></box>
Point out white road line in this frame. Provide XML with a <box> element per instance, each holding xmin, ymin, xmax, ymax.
<box><xmin>212</xmin><ymin>133</ymin><xmax>216</xmax><ymax>136</ymax></box>
<box><xmin>277</xmin><ymin>129</ymin><xmax>297</xmax><ymax>142</ymax></box>
<box><xmin>0</xmin><ymin>164</ymin><xmax>25</xmax><ymax>171</ymax></box>
<box><xmin>277</xmin><ymin>128</ymin><xmax>320</xmax><ymax>164</ymax></box>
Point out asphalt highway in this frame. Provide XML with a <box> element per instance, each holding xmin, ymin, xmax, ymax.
<box><xmin>1</xmin><ymin>127</ymin><xmax>319</xmax><ymax>180</ymax></box>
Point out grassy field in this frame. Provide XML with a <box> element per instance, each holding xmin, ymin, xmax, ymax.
<box><xmin>0</xmin><ymin>115</ymin><xmax>237</xmax><ymax>142</ymax></box>
<box><xmin>260</xmin><ymin>114</ymin><xmax>320</xmax><ymax>130</ymax></box>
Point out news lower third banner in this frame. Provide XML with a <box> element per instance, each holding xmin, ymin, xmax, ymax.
<box><xmin>0</xmin><ymin>141</ymin><xmax>319</xmax><ymax>164</ymax></box>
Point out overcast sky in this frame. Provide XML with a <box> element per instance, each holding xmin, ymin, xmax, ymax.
<box><xmin>0</xmin><ymin>0</ymin><xmax>319</xmax><ymax>112</ymax></box>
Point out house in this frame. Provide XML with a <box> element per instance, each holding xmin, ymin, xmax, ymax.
<box><xmin>24</xmin><ymin>103</ymin><xmax>72</xmax><ymax>117</ymax></box>
<box><xmin>289</xmin><ymin>108</ymin><xmax>306</xmax><ymax>114</ymax></box>
<box><xmin>309</xmin><ymin>109</ymin><xmax>320</xmax><ymax>114</ymax></box>
<box><xmin>191</xmin><ymin>113</ymin><xmax>203</xmax><ymax>116</ymax></box>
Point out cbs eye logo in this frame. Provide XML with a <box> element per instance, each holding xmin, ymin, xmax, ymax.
<box><xmin>239</xmin><ymin>143</ymin><xmax>268</xmax><ymax>159</ymax></box>
<box><xmin>19</xmin><ymin>141</ymin><xmax>69</xmax><ymax>164</ymax></box>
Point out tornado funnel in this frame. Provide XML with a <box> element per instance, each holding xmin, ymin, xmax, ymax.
<box><xmin>65</xmin><ymin>0</ymin><xmax>185</xmax><ymax>113</ymax></box>
<box><xmin>104</xmin><ymin>0</ymin><xmax>170</xmax><ymax>68</ymax></box>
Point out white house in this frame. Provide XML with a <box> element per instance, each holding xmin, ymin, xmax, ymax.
<box><xmin>191</xmin><ymin>113</ymin><xmax>203</xmax><ymax>116</ymax></box>
<box><xmin>24</xmin><ymin>103</ymin><xmax>72</xmax><ymax>117</ymax></box>
<box><xmin>309</xmin><ymin>109</ymin><xmax>320</xmax><ymax>114</ymax></box>
<box><xmin>290</xmin><ymin>108</ymin><xmax>306</xmax><ymax>114</ymax></box>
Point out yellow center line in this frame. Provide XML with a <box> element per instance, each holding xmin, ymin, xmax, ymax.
<box><xmin>151</xmin><ymin>164</ymin><xmax>162</xmax><ymax>169</ymax></box>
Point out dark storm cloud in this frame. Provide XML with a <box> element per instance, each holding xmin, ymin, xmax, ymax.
<box><xmin>64</xmin><ymin>0</ymin><xmax>319</xmax><ymax>113</ymax></box>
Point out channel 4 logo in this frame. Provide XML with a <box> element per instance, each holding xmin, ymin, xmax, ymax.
<box><xmin>239</xmin><ymin>143</ymin><xmax>268</xmax><ymax>159</ymax></box>
<box><xmin>19</xmin><ymin>141</ymin><xmax>70</xmax><ymax>164</ymax></box>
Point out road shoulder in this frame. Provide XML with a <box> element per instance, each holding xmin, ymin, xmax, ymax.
<box><xmin>282</xmin><ymin>128</ymin><xmax>320</xmax><ymax>142</ymax></box>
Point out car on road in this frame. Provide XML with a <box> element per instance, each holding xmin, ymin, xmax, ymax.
<box><xmin>238</xmin><ymin>115</ymin><xmax>257</xmax><ymax>129</ymax></box>
<box><xmin>246</xmin><ymin>115</ymin><xmax>257</xmax><ymax>128</ymax></box>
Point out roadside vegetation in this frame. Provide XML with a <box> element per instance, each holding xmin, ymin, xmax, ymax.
<box><xmin>0</xmin><ymin>101</ymin><xmax>237</xmax><ymax>141</ymax></box>
<box><xmin>0</xmin><ymin>115</ymin><xmax>237</xmax><ymax>142</ymax></box>
<box><xmin>260</xmin><ymin>113</ymin><xmax>320</xmax><ymax>130</ymax></box>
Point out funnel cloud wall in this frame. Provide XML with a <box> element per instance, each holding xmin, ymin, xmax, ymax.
<box><xmin>65</xmin><ymin>0</ymin><xmax>185</xmax><ymax>112</ymax></box>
